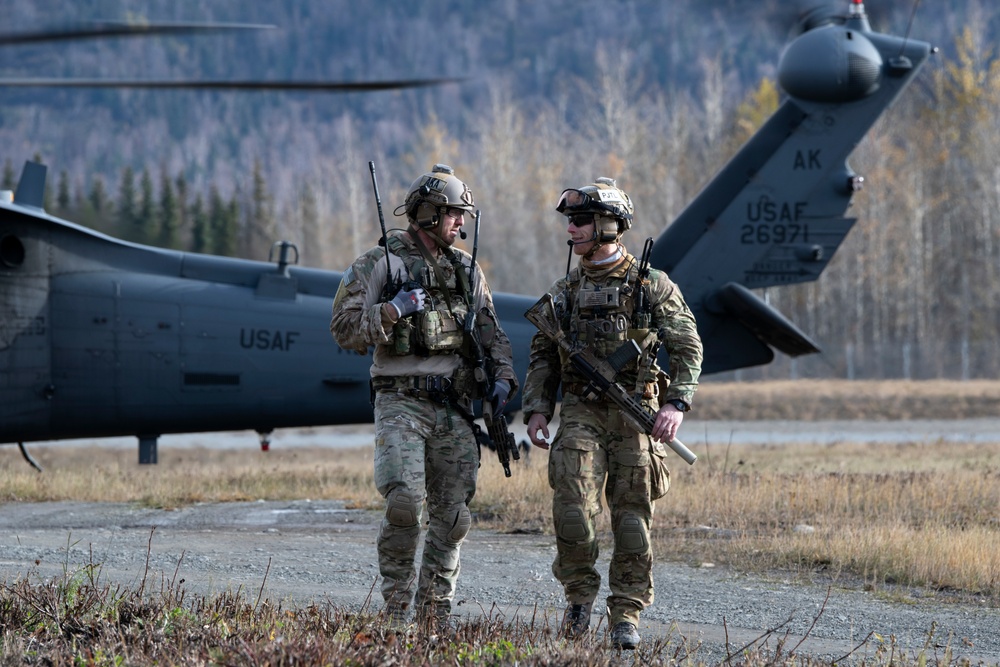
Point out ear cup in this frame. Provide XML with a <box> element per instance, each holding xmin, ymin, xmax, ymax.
<box><xmin>598</xmin><ymin>219</ymin><xmax>619</xmax><ymax>243</ymax></box>
<box><xmin>414</xmin><ymin>202</ymin><xmax>439</xmax><ymax>229</ymax></box>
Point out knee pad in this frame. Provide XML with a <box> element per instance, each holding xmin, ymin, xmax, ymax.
<box><xmin>447</xmin><ymin>505</ymin><xmax>472</xmax><ymax>543</ymax></box>
<box><xmin>556</xmin><ymin>507</ymin><xmax>592</xmax><ymax>543</ymax></box>
<box><xmin>385</xmin><ymin>488</ymin><xmax>421</xmax><ymax>527</ymax></box>
<box><xmin>615</xmin><ymin>513</ymin><xmax>648</xmax><ymax>554</ymax></box>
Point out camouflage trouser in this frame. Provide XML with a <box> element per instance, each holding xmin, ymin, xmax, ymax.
<box><xmin>548</xmin><ymin>392</ymin><xmax>665</xmax><ymax>627</ymax></box>
<box><xmin>372</xmin><ymin>391</ymin><xmax>479</xmax><ymax>617</ymax></box>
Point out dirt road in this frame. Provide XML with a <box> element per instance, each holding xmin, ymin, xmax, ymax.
<box><xmin>1</xmin><ymin>499</ymin><xmax>998</xmax><ymax>664</ymax></box>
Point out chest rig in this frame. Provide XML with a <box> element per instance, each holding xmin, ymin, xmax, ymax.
<box><xmin>384</xmin><ymin>233</ymin><xmax>471</xmax><ymax>357</ymax></box>
<box><xmin>556</xmin><ymin>261</ymin><xmax>660</xmax><ymax>391</ymax></box>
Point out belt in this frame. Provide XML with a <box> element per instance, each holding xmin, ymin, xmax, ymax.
<box><xmin>372</xmin><ymin>374</ymin><xmax>453</xmax><ymax>396</ymax></box>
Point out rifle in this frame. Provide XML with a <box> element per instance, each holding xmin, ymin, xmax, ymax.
<box><xmin>463</xmin><ymin>210</ymin><xmax>520</xmax><ymax>477</ymax></box>
<box><xmin>524</xmin><ymin>294</ymin><xmax>697</xmax><ymax>466</ymax></box>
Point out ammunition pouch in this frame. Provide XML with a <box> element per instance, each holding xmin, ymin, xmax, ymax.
<box><xmin>418</xmin><ymin>310</ymin><xmax>464</xmax><ymax>351</ymax></box>
<box><xmin>391</xmin><ymin>318</ymin><xmax>418</xmax><ymax>355</ymax></box>
<box><xmin>475</xmin><ymin>310</ymin><xmax>497</xmax><ymax>349</ymax></box>
<box><xmin>450</xmin><ymin>365</ymin><xmax>481</xmax><ymax>400</ymax></box>
<box><xmin>391</xmin><ymin>310</ymin><xmax>465</xmax><ymax>357</ymax></box>
<box><xmin>649</xmin><ymin>440</ymin><xmax>671</xmax><ymax>500</ymax></box>
<box><xmin>388</xmin><ymin>310</ymin><xmax>465</xmax><ymax>357</ymax></box>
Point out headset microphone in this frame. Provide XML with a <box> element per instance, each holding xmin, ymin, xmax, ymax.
<box><xmin>567</xmin><ymin>230</ymin><xmax>599</xmax><ymax>246</ymax></box>
<box><xmin>460</xmin><ymin>230</ymin><xmax>467</xmax><ymax>240</ymax></box>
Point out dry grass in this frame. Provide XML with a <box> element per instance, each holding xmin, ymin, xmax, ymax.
<box><xmin>4</xmin><ymin>442</ymin><xmax>999</xmax><ymax>604</ymax></box>
<box><xmin>1</xmin><ymin>569</ymin><xmax>964</xmax><ymax>666</ymax></box>
<box><xmin>663</xmin><ymin>443</ymin><xmax>1000</xmax><ymax>598</ymax></box>
<box><xmin>3</xmin><ymin>380</ymin><xmax>1000</xmax><ymax>665</ymax></box>
<box><xmin>0</xmin><ymin>567</ymin><xmax>690</xmax><ymax>666</ymax></box>
<box><xmin>694</xmin><ymin>378</ymin><xmax>1000</xmax><ymax>420</ymax></box>
<box><xmin>0</xmin><ymin>445</ymin><xmax>379</xmax><ymax>509</ymax></box>
<box><xmin>3</xmin><ymin>380</ymin><xmax>1000</xmax><ymax>602</ymax></box>
<box><xmin>476</xmin><ymin>439</ymin><xmax>1000</xmax><ymax>602</ymax></box>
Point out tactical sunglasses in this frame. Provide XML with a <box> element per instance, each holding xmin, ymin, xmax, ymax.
<box><xmin>567</xmin><ymin>213</ymin><xmax>596</xmax><ymax>226</ymax></box>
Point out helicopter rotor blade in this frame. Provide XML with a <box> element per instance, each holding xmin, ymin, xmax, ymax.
<box><xmin>0</xmin><ymin>21</ymin><xmax>460</xmax><ymax>93</ymax></box>
<box><xmin>0</xmin><ymin>77</ymin><xmax>465</xmax><ymax>92</ymax></box>
<box><xmin>0</xmin><ymin>21</ymin><xmax>275</xmax><ymax>46</ymax></box>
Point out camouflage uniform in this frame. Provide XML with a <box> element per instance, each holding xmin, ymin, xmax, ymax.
<box><xmin>522</xmin><ymin>251</ymin><xmax>701</xmax><ymax>628</ymax></box>
<box><xmin>330</xmin><ymin>228</ymin><xmax>517</xmax><ymax>620</ymax></box>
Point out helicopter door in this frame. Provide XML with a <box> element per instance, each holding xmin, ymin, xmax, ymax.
<box><xmin>49</xmin><ymin>289</ymin><xmax>116</xmax><ymax>434</ymax></box>
<box><xmin>113</xmin><ymin>289</ymin><xmax>181</xmax><ymax>430</ymax></box>
<box><xmin>0</xmin><ymin>264</ymin><xmax>52</xmax><ymax>443</ymax></box>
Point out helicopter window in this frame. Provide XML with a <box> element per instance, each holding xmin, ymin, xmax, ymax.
<box><xmin>0</xmin><ymin>234</ymin><xmax>25</xmax><ymax>268</ymax></box>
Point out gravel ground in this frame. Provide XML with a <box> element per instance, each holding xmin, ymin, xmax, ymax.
<box><xmin>1</xmin><ymin>499</ymin><xmax>998</xmax><ymax>665</ymax></box>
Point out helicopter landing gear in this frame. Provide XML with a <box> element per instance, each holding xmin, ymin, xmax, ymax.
<box><xmin>138</xmin><ymin>434</ymin><xmax>159</xmax><ymax>464</ymax></box>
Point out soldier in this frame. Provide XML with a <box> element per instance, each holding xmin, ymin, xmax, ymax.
<box><xmin>522</xmin><ymin>178</ymin><xmax>702</xmax><ymax>650</ymax></box>
<box><xmin>330</xmin><ymin>164</ymin><xmax>518</xmax><ymax>631</ymax></box>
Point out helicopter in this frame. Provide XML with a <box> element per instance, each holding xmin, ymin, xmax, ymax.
<box><xmin>0</xmin><ymin>1</ymin><xmax>933</xmax><ymax>468</ymax></box>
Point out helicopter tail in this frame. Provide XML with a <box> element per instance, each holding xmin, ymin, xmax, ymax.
<box><xmin>652</xmin><ymin>2</ymin><xmax>933</xmax><ymax>374</ymax></box>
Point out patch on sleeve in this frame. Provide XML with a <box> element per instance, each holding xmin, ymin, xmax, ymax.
<box><xmin>342</xmin><ymin>266</ymin><xmax>356</xmax><ymax>287</ymax></box>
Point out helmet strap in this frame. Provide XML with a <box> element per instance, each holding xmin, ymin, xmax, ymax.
<box><xmin>410</xmin><ymin>219</ymin><xmax>450</xmax><ymax>254</ymax></box>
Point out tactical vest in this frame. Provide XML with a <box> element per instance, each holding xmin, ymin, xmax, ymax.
<box><xmin>556</xmin><ymin>260</ymin><xmax>660</xmax><ymax>390</ymax></box>
<box><xmin>383</xmin><ymin>234</ymin><xmax>473</xmax><ymax>358</ymax></box>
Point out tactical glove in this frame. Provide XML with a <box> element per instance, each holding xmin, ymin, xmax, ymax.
<box><xmin>388</xmin><ymin>286</ymin><xmax>426</xmax><ymax>319</ymax></box>
<box><xmin>491</xmin><ymin>379</ymin><xmax>510</xmax><ymax>418</ymax></box>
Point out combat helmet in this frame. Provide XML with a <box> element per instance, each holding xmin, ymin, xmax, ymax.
<box><xmin>395</xmin><ymin>164</ymin><xmax>475</xmax><ymax>230</ymax></box>
<box><xmin>555</xmin><ymin>177</ymin><xmax>633</xmax><ymax>243</ymax></box>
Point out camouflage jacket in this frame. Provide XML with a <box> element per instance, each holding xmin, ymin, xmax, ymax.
<box><xmin>330</xmin><ymin>229</ymin><xmax>518</xmax><ymax>394</ymax></box>
<box><xmin>522</xmin><ymin>250</ymin><xmax>701</xmax><ymax>421</ymax></box>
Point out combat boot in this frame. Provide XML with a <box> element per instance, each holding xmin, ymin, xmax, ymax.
<box><xmin>382</xmin><ymin>603</ymin><xmax>409</xmax><ymax>630</ymax></box>
<box><xmin>416</xmin><ymin>604</ymin><xmax>456</xmax><ymax>638</ymax></box>
<box><xmin>560</xmin><ymin>602</ymin><xmax>592</xmax><ymax>639</ymax></box>
<box><xmin>610</xmin><ymin>621</ymin><xmax>640</xmax><ymax>650</ymax></box>
<box><xmin>425</xmin><ymin>613</ymin><xmax>457</xmax><ymax>638</ymax></box>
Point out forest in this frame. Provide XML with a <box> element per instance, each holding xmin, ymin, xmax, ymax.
<box><xmin>2</xmin><ymin>0</ymin><xmax>1000</xmax><ymax>380</ymax></box>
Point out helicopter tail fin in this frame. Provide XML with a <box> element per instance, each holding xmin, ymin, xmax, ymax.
<box><xmin>652</xmin><ymin>9</ymin><xmax>933</xmax><ymax>374</ymax></box>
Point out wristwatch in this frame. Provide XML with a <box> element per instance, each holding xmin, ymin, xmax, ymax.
<box><xmin>666</xmin><ymin>399</ymin><xmax>690</xmax><ymax>412</ymax></box>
